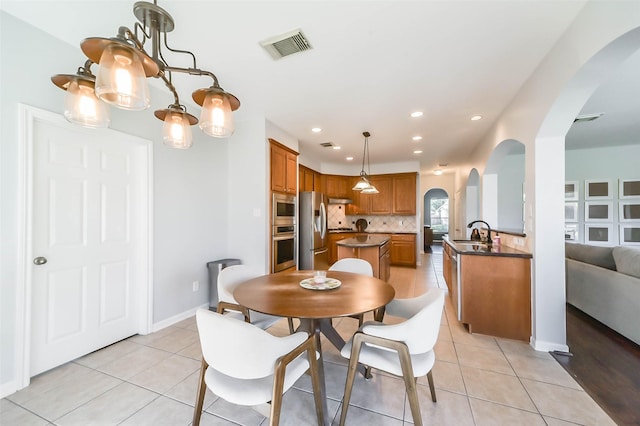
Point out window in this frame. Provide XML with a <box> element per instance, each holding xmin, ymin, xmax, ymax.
<box><xmin>430</xmin><ymin>197</ymin><xmax>449</xmax><ymax>232</ymax></box>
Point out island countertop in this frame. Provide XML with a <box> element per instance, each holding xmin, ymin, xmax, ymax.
<box><xmin>336</xmin><ymin>235</ymin><xmax>390</xmax><ymax>248</ymax></box>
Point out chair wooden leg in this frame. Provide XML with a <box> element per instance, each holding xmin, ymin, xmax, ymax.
<box><xmin>340</xmin><ymin>333</ymin><xmax>365</xmax><ymax>426</ymax></box>
<box><xmin>192</xmin><ymin>358</ymin><xmax>208</xmax><ymax>426</ymax></box>
<box><xmin>270</xmin><ymin>364</ymin><xmax>286</xmax><ymax>426</ymax></box>
<box><xmin>398</xmin><ymin>346</ymin><xmax>423</xmax><ymax>426</ymax></box>
<box><xmin>427</xmin><ymin>370</ymin><xmax>437</xmax><ymax>402</ymax></box>
<box><xmin>307</xmin><ymin>340</ymin><xmax>325</xmax><ymax>426</ymax></box>
<box><xmin>287</xmin><ymin>317</ymin><xmax>295</xmax><ymax>334</ymax></box>
<box><xmin>364</xmin><ymin>365</ymin><xmax>373</xmax><ymax>380</ymax></box>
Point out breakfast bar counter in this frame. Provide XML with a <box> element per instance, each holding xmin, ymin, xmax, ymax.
<box><xmin>336</xmin><ymin>235</ymin><xmax>390</xmax><ymax>248</ymax></box>
<box><xmin>336</xmin><ymin>235</ymin><xmax>391</xmax><ymax>281</ymax></box>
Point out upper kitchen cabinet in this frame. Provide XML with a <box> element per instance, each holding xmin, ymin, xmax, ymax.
<box><xmin>368</xmin><ymin>175</ymin><xmax>393</xmax><ymax>215</ymax></box>
<box><xmin>299</xmin><ymin>165</ymin><xmax>321</xmax><ymax>193</ymax></box>
<box><xmin>270</xmin><ymin>139</ymin><xmax>298</xmax><ymax>194</ymax></box>
<box><xmin>348</xmin><ymin>173</ymin><xmax>416</xmax><ymax>215</ymax></box>
<box><xmin>323</xmin><ymin>175</ymin><xmax>351</xmax><ymax>198</ymax></box>
<box><xmin>393</xmin><ymin>172</ymin><xmax>417</xmax><ymax>215</ymax></box>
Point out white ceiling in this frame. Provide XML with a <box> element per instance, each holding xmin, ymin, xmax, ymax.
<box><xmin>4</xmin><ymin>1</ymin><xmax>636</xmax><ymax>173</ymax></box>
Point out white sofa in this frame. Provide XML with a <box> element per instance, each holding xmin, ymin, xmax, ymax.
<box><xmin>565</xmin><ymin>243</ymin><xmax>640</xmax><ymax>345</ymax></box>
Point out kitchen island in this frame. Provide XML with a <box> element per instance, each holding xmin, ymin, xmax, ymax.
<box><xmin>336</xmin><ymin>235</ymin><xmax>390</xmax><ymax>281</ymax></box>
<box><xmin>443</xmin><ymin>236</ymin><xmax>532</xmax><ymax>341</ymax></box>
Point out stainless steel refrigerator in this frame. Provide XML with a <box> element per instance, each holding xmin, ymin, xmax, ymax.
<box><xmin>298</xmin><ymin>191</ymin><xmax>329</xmax><ymax>270</ymax></box>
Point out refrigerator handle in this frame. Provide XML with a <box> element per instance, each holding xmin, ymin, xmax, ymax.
<box><xmin>319</xmin><ymin>201</ymin><xmax>327</xmax><ymax>239</ymax></box>
<box><xmin>315</xmin><ymin>248</ymin><xmax>328</xmax><ymax>254</ymax></box>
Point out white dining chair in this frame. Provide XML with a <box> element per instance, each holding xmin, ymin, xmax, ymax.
<box><xmin>382</xmin><ymin>290</ymin><xmax>441</xmax><ymax>320</ymax></box>
<box><xmin>339</xmin><ymin>288</ymin><xmax>446</xmax><ymax>426</ymax></box>
<box><xmin>329</xmin><ymin>258</ymin><xmax>374</xmax><ymax>326</ymax></box>
<box><xmin>217</xmin><ymin>264</ymin><xmax>293</xmax><ymax>332</ymax></box>
<box><xmin>192</xmin><ymin>309</ymin><xmax>324</xmax><ymax>426</ymax></box>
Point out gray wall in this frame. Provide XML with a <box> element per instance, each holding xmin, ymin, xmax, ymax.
<box><xmin>0</xmin><ymin>11</ymin><xmax>247</xmax><ymax>391</ymax></box>
<box><xmin>565</xmin><ymin>144</ymin><xmax>640</xmax><ymax>243</ymax></box>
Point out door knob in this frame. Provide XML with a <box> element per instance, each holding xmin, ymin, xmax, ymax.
<box><xmin>33</xmin><ymin>257</ymin><xmax>47</xmax><ymax>265</ymax></box>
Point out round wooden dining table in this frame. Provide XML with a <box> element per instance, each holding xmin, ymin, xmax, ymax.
<box><xmin>234</xmin><ymin>269</ymin><xmax>395</xmax><ymax>426</ymax></box>
<box><xmin>234</xmin><ymin>269</ymin><xmax>395</xmax><ymax>320</ymax></box>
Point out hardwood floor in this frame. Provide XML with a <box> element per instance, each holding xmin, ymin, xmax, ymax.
<box><xmin>551</xmin><ymin>304</ymin><xmax>640</xmax><ymax>425</ymax></box>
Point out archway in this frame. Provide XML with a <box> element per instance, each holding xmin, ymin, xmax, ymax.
<box><xmin>531</xmin><ymin>27</ymin><xmax>640</xmax><ymax>351</ymax></box>
<box><xmin>423</xmin><ymin>188</ymin><xmax>449</xmax><ymax>247</ymax></box>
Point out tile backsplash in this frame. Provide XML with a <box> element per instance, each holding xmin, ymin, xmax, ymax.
<box><xmin>327</xmin><ymin>204</ymin><xmax>417</xmax><ymax>233</ymax></box>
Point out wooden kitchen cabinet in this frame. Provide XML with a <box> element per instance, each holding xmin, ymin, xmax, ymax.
<box><xmin>390</xmin><ymin>234</ymin><xmax>416</xmax><ymax>266</ymax></box>
<box><xmin>346</xmin><ymin>175</ymin><xmax>392</xmax><ymax>215</ymax></box>
<box><xmin>442</xmin><ymin>238</ymin><xmax>531</xmax><ymax>341</ymax></box>
<box><xmin>270</xmin><ymin>139</ymin><xmax>298</xmax><ymax>194</ymax></box>
<box><xmin>393</xmin><ymin>173</ymin><xmax>417</xmax><ymax>215</ymax></box>
<box><xmin>368</xmin><ymin>175</ymin><xmax>393</xmax><ymax>215</ymax></box>
<box><xmin>299</xmin><ymin>165</ymin><xmax>321</xmax><ymax>192</ymax></box>
<box><xmin>460</xmin><ymin>255</ymin><xmax>531</xmax><ymax>341</ymax></box>
<box><xmin>347</xmin><ymin>173</ymin><xmax>416</xmax><ymax>215</ymax></box>
<box><xmin>323</xmin><ymin>175</ymin><xmax>351</xmax><ymax>198</ymax></box>
<box><xmin>328</xmin><ymin>232</ymin><xmax>355</xmax><ymax>265</ymax></box>
<box><xmin>442</xmin><ymin>242</ymin><xmax>453</xmax><ymax>294</ymax></box>
<box><xmin>336</xmin><ymin>238</ymin><xmax>390</xmax><ymax>281</ymax></box>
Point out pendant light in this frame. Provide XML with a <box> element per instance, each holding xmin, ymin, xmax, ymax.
<box><xmin>51</xmin><ymin>61</ymin><xmax>110</xmax><ymax>128</ymax></box>
<box><xmin>155</xmin><ymin>104</ymin><xmax>197</xmax><ymax>149</ymax></box>
<box><xmin>51</xmin><ymin>0</ymin><xmax>240</xmax><ymax>147</ymax></box>
<box><xmin>352</xmin><ymin>131</ymin><xmax>379</xmax><ymax>194</ymax></box>
<box><xmin>93</xmin><ymin>41</ymin><xmax>151</xmax><ymax>110</ymax></box>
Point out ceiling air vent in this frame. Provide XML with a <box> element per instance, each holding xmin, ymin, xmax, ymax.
<box><xmin>574</xmin><ymin>113</ymin><xmax>604</xmax><ymax>123</ymax></box>
<box><xmin>320</xmin><ymin>142</ymin><xmax>334</xmax><ymax>148</ymax></box>
<box><xmin>260</xmin><ymin>29</ymin><xmax>312</xmax><ymax>60</ymax></box>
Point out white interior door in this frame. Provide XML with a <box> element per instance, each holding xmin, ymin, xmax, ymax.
<box><xmin>29</xmin><ymin>113</ymin><xmax>150</xmax><ymax>376</ymax></box>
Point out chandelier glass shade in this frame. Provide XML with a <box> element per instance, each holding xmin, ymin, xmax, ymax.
<box><xmin>51</xmin><ymin>0</ymin><xmax>240</xmax><ymax>148</ymax></box>
<box><xmin>51</xmin><ymin>62</ymin><xmax>110</xmax><ymax>128</ymax></box>
<box><xmin>194</xmin><ymin>87</ymin><xmax>236</xmax><ymax>138</ymax></box>
<box><xmin>155</xmin><ymin>105</ymin><xmax>197</xmax><ymax>149</ymax></box>
<box><xmin>94</xmin><ymin>42</ymin><xmax>150</xmax><ymax>110</ymax></box>
<box><xmin>352</xmin><ymin>131</ymin><xmax>379</xmax><ymax>194</ymax></box>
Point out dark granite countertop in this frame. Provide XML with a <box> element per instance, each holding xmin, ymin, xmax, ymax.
<box><xmin>336</xmin><ymin>235</ymin><xmax>391</xmax><ymax>248</ymax></box>
<box><xmin>328</xmin><ymin>230</ymin><xmax>416</xmax><ymax>235</ymax></box>
<box><xmin>443</xmin><ymin>236</ymin><xmax>532</xmax><ymax>258</ymax></box>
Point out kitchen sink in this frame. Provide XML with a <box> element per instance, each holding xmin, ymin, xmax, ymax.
<box><xmin>453</xmin><ymin>239</ymin><xmax>488</xmax><ymax>246</ymax></box>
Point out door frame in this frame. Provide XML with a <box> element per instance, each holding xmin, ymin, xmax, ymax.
<box><xmin>14</xmin><ymin>104</ymin><xmax>154</xmax><ymax>389</ymax></box>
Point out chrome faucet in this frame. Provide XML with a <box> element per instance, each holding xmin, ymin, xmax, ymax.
<box><xmin>467</xmin><ymin>220</ymin><xmax>492</xmax><ymax>245</ymax></box>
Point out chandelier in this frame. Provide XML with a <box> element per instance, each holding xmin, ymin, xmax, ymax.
<box><xmin>352</xmin><ymin>131</ymin><xmax>379</xmax><ymax>194</ymax></box>
<box><xmin>51</xmin><ymin>0</ymin><xmax>240</xmax><ymax>149</ymax></box>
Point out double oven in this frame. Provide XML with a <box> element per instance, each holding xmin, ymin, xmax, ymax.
<box><xmin>272</xmin><ymin>193</ymin><xmax>296</xmax><ymax>272</ymax></box>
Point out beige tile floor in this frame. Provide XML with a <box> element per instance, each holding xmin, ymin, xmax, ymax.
<box><xmin>1</xmin><ymin>247</ymin><xmax>616</xmax><ymax>425</ymax></box>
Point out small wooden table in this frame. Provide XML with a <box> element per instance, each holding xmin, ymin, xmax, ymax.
<box><xmin>234</xmin><ymin>269</ymin><xmax>395</xmax><ymax>425</ymax></box>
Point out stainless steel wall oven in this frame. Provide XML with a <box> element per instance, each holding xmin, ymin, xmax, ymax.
<box><xmin>272</xmin><ymin>223</ymin><xmax>296</xmax><ymax>272</ymax></box>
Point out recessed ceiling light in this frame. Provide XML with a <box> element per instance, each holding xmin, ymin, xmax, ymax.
<box><xmin>311</xmin><ymin>127</ymin><xmax>322</xmax><ymax>133</ymax></box>
<box><xmin>412</xmin><ymin>136</ymin><xmax>422</xmax><ymax>141</ymax></box>
<box><xmin>471</xmin><ymin>115</ymin><xmax>482</xmax><ymax>121</ymax></box>
<box><xmin>410</xmin><ymin>111</ymin><xmax>423</xmax><ymax>118</ymax></box>
<box><xmin>434</xmin><ymin>169</ymin><xmax>443</xmax><ymax>175</ymax></box>
<box><xmin>413</xmin><ymin>150</ymin><xmax>423</xmax><ymax>154</ymax></box>
<box><xmin>332</xmin><ymin>146</ymin><xmax>341</xmax><ymax>150</ymax></box>
<box><xmin>346</xmin><ymin>156</ymin><xmax>354</xmax><ymax>161</ymax></box>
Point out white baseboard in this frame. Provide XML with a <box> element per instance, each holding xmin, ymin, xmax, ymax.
<box><xmin>0</xmin><ymin>380</ymin><xmax>19</xmax><ymax>399</ymax></box>
<box><xmin>150</xmin><ymin>303</ymin><xmax>209</xmax><ymax>333</ymax></box>
<box><xmin>531</xmin><ymin>336</ymin><xmax>569</xmax><ymax>353</ymax></box>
